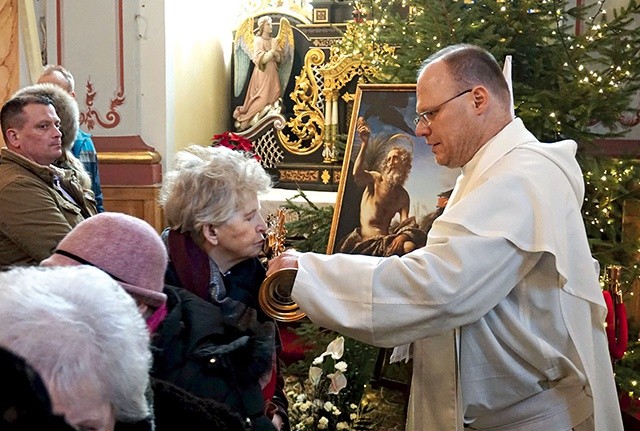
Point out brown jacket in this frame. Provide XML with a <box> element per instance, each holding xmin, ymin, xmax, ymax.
<box><xmin>0</xmin><ymin>148</ymin><xmax>97</xmax><ymax>268</ymax></box>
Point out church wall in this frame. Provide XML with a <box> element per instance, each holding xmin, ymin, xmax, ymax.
<box><xmin>9</xmin><ymin>0</ymin><xmax>243</xmax><ymax>228</ymax></box>
<box><xmin>22</xmin><ymin>0</ymin><xmax>241</xmax><ymax>174</ymax></box>
<box><xmin>164</xmin><ymin>0</ymin><xmax>238</xmax><ymax>167</ymax></box>
<box><xmin>0</xmin><ymin>0</ymin><xmax>19</xmax><ymax>103</ymax></box>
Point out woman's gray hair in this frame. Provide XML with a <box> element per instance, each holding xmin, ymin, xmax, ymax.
<box><xmin>159</xmin><ymin>144</ymin><xmax>272</xmax><ymax>245</ymax></box>
<box><xmin>41</xmin><ymin>64</ymin><xmax>76</xmax><ymax>93</ymax></box>
<box><xmin>0</xmin><ymin>266</ymin><xmax>152</xmax><ymax>423</ymax></box>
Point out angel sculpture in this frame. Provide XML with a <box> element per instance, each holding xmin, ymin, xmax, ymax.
<box><xmin>233</xmin><ymin>15</ymin><xmax>294</xmax><ymax>131</ymax></box>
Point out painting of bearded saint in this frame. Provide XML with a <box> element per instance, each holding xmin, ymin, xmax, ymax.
<box><xmin>328</xmin><ymin>84</ymin><xmax>459</xmax><ymax>258</ymax></box>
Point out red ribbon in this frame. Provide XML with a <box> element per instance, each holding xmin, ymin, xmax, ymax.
<box><xmin>603</xmin><ymin>290</ymin><xmax>628</xmax><ymax>360</ymax></box>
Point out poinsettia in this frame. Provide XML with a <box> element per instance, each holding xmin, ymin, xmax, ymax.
<box><xmin>211</xmin><ymin>131</ymin><xmax>260</xmax><ymax>161</ymax></box>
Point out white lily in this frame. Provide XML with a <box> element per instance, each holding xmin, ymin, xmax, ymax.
<box><xmin>334</xmin><ymin>361</ymin><xmax>348</xmax><ymax>372</ymax></box>
<box><xmin>320</xmin><ymin>335</ymin><xmax>345</xmax><ymax>360</ymax></box>
<box><xmin>327</xmin><ymin>370</ymin><xmax>347</xmax><ymax>394</ymax></box>
<box><xmin>309</xmin><ymin>366</ymin><xmax>323</xmax><ymax>385</ymax></box>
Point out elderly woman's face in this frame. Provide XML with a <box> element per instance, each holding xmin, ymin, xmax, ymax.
<box><xmin>49</xmin><ymin>379</ymin><xmax>116</xmax><ymax>431</ymax></box>
<box><xmin>214</xmin><ymin>195</ymin><xmax>267</xmax><ymax>264</ymax></box>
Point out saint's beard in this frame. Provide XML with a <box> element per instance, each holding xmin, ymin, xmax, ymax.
<box><xmin>382</xmin><ymin>163</ymin><xmax>410</xmax><ymax>192</ymax></box>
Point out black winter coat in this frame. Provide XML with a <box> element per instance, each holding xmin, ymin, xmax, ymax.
<box><xmin>151</xmin><ymin>378</ymin><xmax>249</xmax><ymax>431</ymax></box>
<box><xmin>150</xmin><ymin>285</ymin><xmax>277</xmax><ymax>431</ymax></box>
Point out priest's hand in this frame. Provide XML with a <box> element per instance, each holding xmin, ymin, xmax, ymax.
<box><xmin>266</xmin><ymin>250</ymin><xmax>300</xmax><ymax>276</ymax></box>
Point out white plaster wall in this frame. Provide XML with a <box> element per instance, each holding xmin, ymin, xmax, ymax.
<box><xmin>163</xmin><ymin>1</ymin><xmax>240</xmax><ymax>169</ymax></box>
<box><xmin>40</xmin><ymin>0</ymin><xmax>142</xmax><ymax>135</ymax></box>
<box><xmin>139</xmin><ymin>0</ymin><xmax>169</xmax><ymax>166</ymax></box>
<box><xmin>31</xmin><ymin>0</ymin><xmax>241</xmax><ymax>171</ymax></box>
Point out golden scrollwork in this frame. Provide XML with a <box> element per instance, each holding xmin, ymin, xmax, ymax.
<box><xmin>279</xmin><ymin>169</ymin><xmax>319</xmax><ymax>183</ymax></box>
<box><xmin>321</xmin><ymin>169</ymin><xmax>331</xmax><ymax>184</ymax></box>
<box><xmin>276</xmin><ymin>48</ymin><xmax>326</xmax><ymax>155</ymax></box>
<box><xmin>320</xmin><ymin>53</ymin><xmax>377</xmax><ymax>99</ymax></box>
<box><xmin>318</xmin><ymin>52</ymin><xmax>378</xmax><ymax>162</ymax></box>
<box><xmin>277</xmin><ymin>46</ymin><xmax>381</xmax><ymax>159</ymax></box>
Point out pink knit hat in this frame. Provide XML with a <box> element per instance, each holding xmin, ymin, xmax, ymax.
<box><xmin>41</xmin><ymin>212</ymin><xmax>168</xmax><ymax>307</ymax></box>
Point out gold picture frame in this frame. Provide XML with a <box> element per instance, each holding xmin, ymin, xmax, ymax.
<box><xmin>327</xmin><ymin>83</ymin><xmax>459</xmax><ymax>255</ymax></box>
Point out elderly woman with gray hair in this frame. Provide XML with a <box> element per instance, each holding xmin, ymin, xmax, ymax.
<box><xmin>0</xmin><ymin>265</ymin><xmax>153</xmax><ymax>431</ymax></box>
<box><xmin>159</xmin><ymin>144</ymin><xmax>288</xmax><ymax>431</ymax></box>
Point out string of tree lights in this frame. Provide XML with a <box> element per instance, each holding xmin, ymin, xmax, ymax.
<box><xmin>329</xmin><ymin>0</ymin><xmax>640</xmax><ymax>288</ymax></box>
<box><xmin>288</xmin><ymin>0</ymin><xmax>640</xmax><ymax>404</ymax></box>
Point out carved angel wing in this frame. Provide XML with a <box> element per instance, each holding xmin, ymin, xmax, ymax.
<box><xmin>275</xmin><ymin>17</ymin><xmax>295</xmax><ymax>98</ymax></box>
<box><xmin>234</xmin><ymin>17</ymin><xmax>255</xmax><ymax>98</ymax></box>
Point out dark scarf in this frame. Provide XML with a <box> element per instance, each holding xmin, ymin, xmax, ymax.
<box><xmin>165</xmin><ymin>229</ymin><xmax>276</xmax><ymax>384</ymax></box>
<box><xmin>166</xmin><ymin>229</ymin><xmax>210</xmax><ymax>300</ymax></box>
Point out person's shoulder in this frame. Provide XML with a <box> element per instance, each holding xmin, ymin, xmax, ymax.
<box><xmin>76</xmin><ymin>129</ymin><xmax>93</xmax><ymax>140</ymax></box>
<box><xmin>0</xmin><ymin>166</ymin><xmax>50</xmax><ymax>194</ymax></box>
<box><xmin>150</xmin><ymin>377</ymin><xmax>248</xmax><ymax>431</ymax></box>
<box><xmin>164</xmin><ymin>284</ymin><xmax>205</xmax><ymax>304</ymax></box>
<box><xmin>164</xmin><ymin>285</ymin><xmax>225</xmax><ymax>323</ymax></box>
<box><xmin>73</xmin><ymin>129</ymin><xmax>96</xmax><ymax>151</ymax></box>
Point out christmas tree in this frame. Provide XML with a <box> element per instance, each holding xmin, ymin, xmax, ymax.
<box><xmin>331</xmin><ymin>0</ymin><xmax>640</xmax><ymax>295</ymax></box>
<box><xmin>287</xmin><ymin>0</ymin><xmax>640</xmax><ymax>407</ymax></box>
<box><xmin>337</xmin><ymin>0</ymin><xmax>640</xmax><ymax>142</ymax></box>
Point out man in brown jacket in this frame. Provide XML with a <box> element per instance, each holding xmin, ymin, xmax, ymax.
<box><xmin>0</xmin><ymin>94</ymin><xmax>96</xmax><ymax>268</ymax></box>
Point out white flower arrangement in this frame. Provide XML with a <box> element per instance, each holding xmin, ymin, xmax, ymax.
<box><xmin>286</xmin><ymin>335</ymin><xmax>380</xmax><ymax>431</ymax></box>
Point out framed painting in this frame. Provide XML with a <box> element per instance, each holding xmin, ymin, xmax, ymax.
<box><xmin>327</xmin><ymin>83</ymin><xmax>460</xmax><ymax>255</ymax></box>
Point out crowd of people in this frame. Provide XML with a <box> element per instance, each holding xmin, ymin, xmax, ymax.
<box><xmin>0</xmin><ymin>43</ymin><xmax>622</xmax><ymax>431</ymax></box>
<box><xmin>0</xmin><ymin>64</ymin><xmax>288</xmax><ymax>430</ymax></box>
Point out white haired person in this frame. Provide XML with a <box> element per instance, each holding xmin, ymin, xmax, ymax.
<box><xmin>0</xmin><ymin>266</ymin><xmax>153</xmax><ymax>431</ymax></box>
<box><xmin>159</xmin><ymin>145</ymin><xmax>289</xmax><ymax>431</ymax></box>
<box><xmin>41</xmin><ymin>211</ymin><xmax>255</xmax><ymax>431</ymax></box>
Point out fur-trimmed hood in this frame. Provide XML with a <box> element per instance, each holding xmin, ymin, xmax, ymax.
<box><xmin>12</xmin><ymin>83</ymin><xmax>91</xmax><ymax>190</ymax></box>
<box><xmin>12</xmin><ymin>83</ymin><xmax>79</xmax><ymax>151</ymax></box>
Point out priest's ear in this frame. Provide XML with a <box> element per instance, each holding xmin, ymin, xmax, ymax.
<box><xmin>470</xmin><ymin>86</ymin><xmax>491</xmax><ymax>114</ymax></box>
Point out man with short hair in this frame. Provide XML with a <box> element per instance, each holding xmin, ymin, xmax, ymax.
<box><xmin>267</xmin><ymin>44</ymin><xmax>622</xmax><ymax>430</ymax></box>
<box><xmin>38</xmin><ymin>64</ymin><xmax>104</xmax><ymax>212</ymax></box>
<box><xmin>0</xmin><ymin>95</ymin><xmax>96</xmax><ymax>268</ymax></box>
